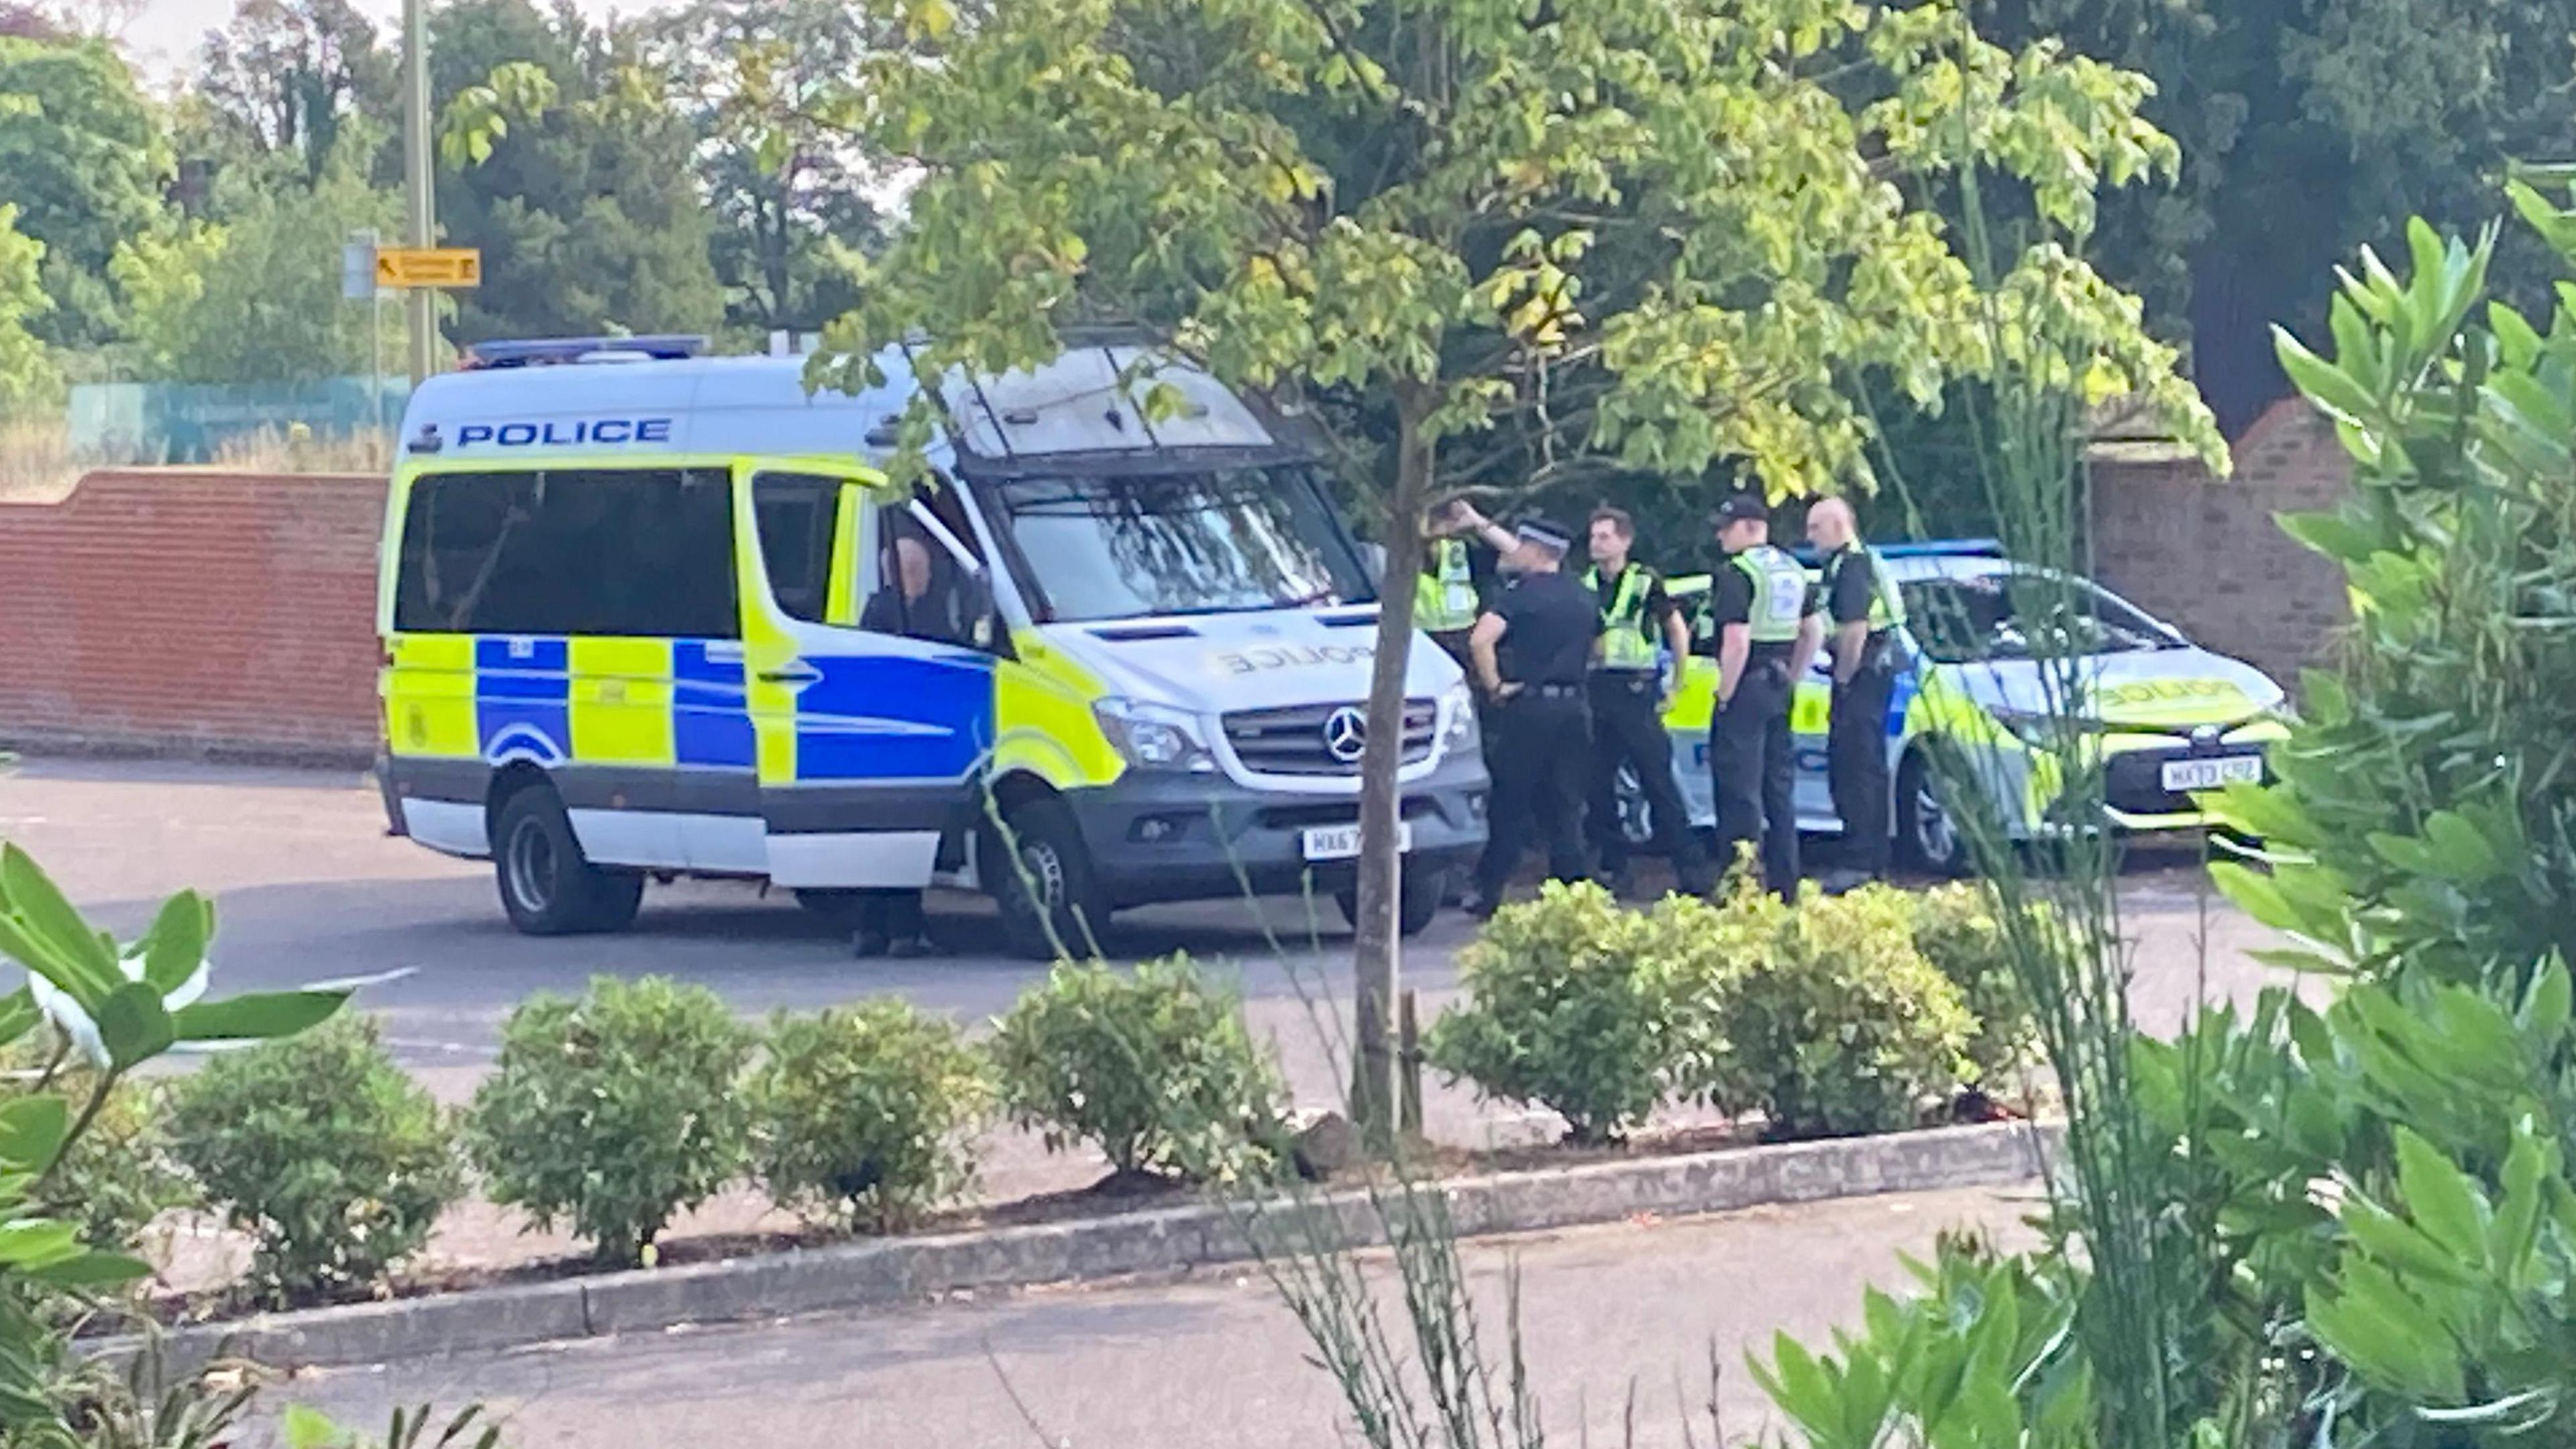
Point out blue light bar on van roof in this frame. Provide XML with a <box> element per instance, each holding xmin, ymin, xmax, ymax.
<box><xmin>460</xmin><ymin>335</ymin><xmax>709</xmax><ymax>370</ymax></box>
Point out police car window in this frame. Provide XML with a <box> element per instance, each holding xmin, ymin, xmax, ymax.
<box><xmin>1901</xmin><ymin>572</ymin><xmax>2177</xmax><ymax>664</ymax></box>
<box><xmin>981</xmin><ymin>466</ymin><xmax>1373</xmax><ymax>623</ymax></box>
<box><xmin>752</xmin><ymin>473</ymin><xmax>843</xmax><ymax>625</ymax></box>
<box><xmin>394</xmin><ymin>467</ymin><xmax>739</xmax><ymax>638</ymax></box>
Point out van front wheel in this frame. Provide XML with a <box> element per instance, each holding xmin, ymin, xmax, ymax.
<box><xmin>984</xmin><ymin>797</ymin><xmax>1109</xmax><ymax>961</ymax></box>
<box><xmin>494</xmin><ymin>788</ymin><xmax>644</xmax><ymax>935</ymax></box>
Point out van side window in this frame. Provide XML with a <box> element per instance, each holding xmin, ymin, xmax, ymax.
<box><xmin>394</xmin><ymin>467</ymin><xmax>739</xmax><ymax>638</ymax></box>
<box><xmin>752</xmin><ymin>472</ymin><xmax>846</xmax><ymax>625</ymax></box>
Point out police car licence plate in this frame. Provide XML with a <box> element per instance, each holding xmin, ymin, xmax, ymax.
<box><xmin>2160</xmin><ymin>755</ymin><xmax>2263</xmax><ymax>792</ymax></box>
<box><xmin>1301</xmin><ymin>822</ymin><xmax>1413</xmax><ymax>861</ymax></box>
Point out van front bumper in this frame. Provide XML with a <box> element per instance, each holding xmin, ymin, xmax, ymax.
<box><xmin>1067</xmin><ymin>753</ymin><xmax>1489</xmax><ymax>908</ymax></box>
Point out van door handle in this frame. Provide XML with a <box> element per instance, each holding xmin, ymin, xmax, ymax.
<box><xmin>759</xmin><ymin>662</ymin><xmax>823</xmax><ymax>686</ymax></box>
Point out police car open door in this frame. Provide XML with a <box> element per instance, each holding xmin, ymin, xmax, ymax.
<box><xmin>735</xmin><ymin>458</ymin><xmax>1000</xmax><ymax>888</ymax></box>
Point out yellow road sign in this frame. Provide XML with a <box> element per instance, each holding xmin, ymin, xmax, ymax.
<box><xmin>375</xmin><ymin>248</ymin><xmax>482</xmax><ymax>288</ymax></box>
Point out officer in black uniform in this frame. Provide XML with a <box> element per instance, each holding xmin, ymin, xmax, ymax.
<box><xmin>1464</xmin><ymin>517</ymin><xmax>1599</xmax><ymax>917</ymax></box>
<box><xmin>1807</xmin><ymin>497</ymin><xmax>1908</xmax><ymax>892</ymax></box>
<box><xmin>1703</xmin><ymin>494</ymin><xmax>1823</xmax><ymax>899</ymax></box>
<box><xmin>1581</xmin><ymin>506</ymin><xmax>1711</xmax><ymax>897</ymax></box>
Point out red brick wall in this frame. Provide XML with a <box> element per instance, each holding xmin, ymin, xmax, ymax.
<box><xmin>0</xmin><ymin>470</ymin><xmax>384</xmax><ymax>763</ymax></box>
<box><xmin>2090</xmin><ymin>400</ymin><xmax>2354</xmax><ymax>692</ymax></box>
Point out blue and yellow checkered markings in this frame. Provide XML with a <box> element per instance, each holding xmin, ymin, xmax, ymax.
<box><xmin>472</xmin><ymin>637</ymin><xmax>572</xmax><ymax>765</ymax></box>
<box><xmin>792</xmin><ymin>651</ymin><xmax>996</xmax><ymax>782</ymax></box>
<box><xmin>673</xmin><ymin>641</ymin><xmax>755</xmax><ymax>769</ymax></box>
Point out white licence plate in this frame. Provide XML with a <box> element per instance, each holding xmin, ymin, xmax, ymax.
<box><xmin>2161</xmin><ymin>755</ymin><xmax>2263</xmax><ymax>792</ymax></box>
<box><xmin>1301</xmin><ymin>822</ymin><xmax>1413</xmax><ymax>861</ymax></box>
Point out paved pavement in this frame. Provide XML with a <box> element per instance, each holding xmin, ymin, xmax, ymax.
<box><xmin>0</xmin><ymin>756</ymin><xmax>2284</xmax><ymax>1073</ymax></box>
<box><xmin>266</xmin><ymin>1184</ymin><xmax>2043</xmax><ymax>1449</ymax></box>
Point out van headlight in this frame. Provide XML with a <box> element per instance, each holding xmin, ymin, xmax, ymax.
<box><xmin>1441</xmin><ymin>681</ymin><xmax>1479</xmax><ymax>752</ymax></box>
<box><xmin>1093</xmin><ymin>697</ymin><xmax>1216</xmax><ymax>772</ymax></box>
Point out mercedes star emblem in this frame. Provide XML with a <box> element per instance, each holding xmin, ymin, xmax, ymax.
<box><xmin>1322</xmin><ymin>706</ymin><xmax>1368</xmax><ymax>763</ymax></box>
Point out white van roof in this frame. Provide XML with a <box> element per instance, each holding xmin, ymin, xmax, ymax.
<box><xmin>396</xmin><ymin>341</ymin><xmax>1293</xmax><ymax>472</ymax></box>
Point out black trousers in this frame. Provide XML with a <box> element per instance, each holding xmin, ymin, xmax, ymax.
<box><xmin>1587</xmin><ymin>672</ymin><xmax>1709</xmax><ymax>890</ymax></box>
<box><xmin>1829</xmin><ymin>652</ymin><xmax>1897</xmax><ymax>878</ymax></box>
<box><xmin>1709</xmin><ymin>656</ymin><xmax>1799</xmax><ymax>899</ymax></box>
<box><xmin>855</xmin><ymin>890</ymin><xmax>925</xmax><ymax>941</ymax></box>
<box><xmin>1476</xmin><ymin>688</ymin><xmax>1592</xmax><ymax>897</ymax></box>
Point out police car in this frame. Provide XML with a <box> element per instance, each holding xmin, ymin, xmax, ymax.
<box><xmin>1650</xmin><ymin>541</ymin><xmax>2291</xmax><ymax>873</ymax></box>
<box><xmin>376</xmin><ymin>336</ymin><xmax>1488</xmax><ymax>955</ymax></box>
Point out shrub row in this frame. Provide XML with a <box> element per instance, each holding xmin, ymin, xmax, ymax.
<box><xmin>136</xmin><ymin>955</ymin><xmax>1281</xmax><ymax>1299</ymax></box>
<box><xmin>1426</xmin><ymin>879</ymin><xmax>2045</xmax><ymax>1143</ymax></box>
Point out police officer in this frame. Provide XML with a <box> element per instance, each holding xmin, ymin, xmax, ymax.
<box><xmin>1581</xmin><ymin>506</ymin><xmax>1711</xmax><ymax>897</ymax></box>
<box><xmin>1464</xmin><ymin>517</ymin><xmax>1599</xmax><ymax>917</ymax></box>
<box><xmin>1704</xmin><ymin>494</ymin><xmax>1823</xmax><ymax>899</ymax></box>
<box><xmin>1807</xmin><ymin>497</ymin><xmax>1907</xmax><ymax>892</ymax></box>
<box><xmin>1417</xmin><ymin>501</ymin><xmax>1486</xmax><ymax>669</ymax></box>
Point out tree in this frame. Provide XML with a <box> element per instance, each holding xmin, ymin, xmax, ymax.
<box><xmin>1994</xmin><ymin>0</ymin><xmax>2576</xmax><ymax>433</ymax></box>
<box><xmin>815</xmin><ymin>0</ymin><xmax>2215</xmax><ymax>1139</ymax></box>
<box><xmin>0</xmin><ymin>33</ymin><xmax>170</xmax><ymax>350</ymax></box>
<box><xmin>189</xmin><ymin>0</ymin><xmax>396</xmax><ymax>183</ymax></box>
<box><xmin>110</xmin><ymin>131</ymin><xmax>402</xmax><ymax>385</ymax></box>
<box><xmin>429</xmin><ymin>0</ymin><xmax>725</xmax><ymax>343</ymax></box>
<box><xmin>647</xmin><ymin>0</ymin><xmax>893</xmax><ymax>339</ymax></box>
<box><xmin>0</xmin><ymin>204</ymin><xmax>58</xmax><ymax>415</ymax></box>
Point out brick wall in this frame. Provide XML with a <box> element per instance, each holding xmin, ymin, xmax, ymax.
<box><xmin>2090</xmin><ymin>400</ymin><xmax>2353</xmax><ymax>692</ymax></box>
<box><xmin>0</xmin><ymin>470</ymin><xmax>384</xmax><ymax>763</ymax></box>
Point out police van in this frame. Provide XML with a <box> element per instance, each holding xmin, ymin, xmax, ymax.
<box><xmin>375</xmin><ymin>336</ymin><xmax>1488</xmax><ymax>955</ymax></box>
<box><xmin>1651</xmin><ymin>542</ymin><xmax>2292</xmax><ymax>873</ymax></box>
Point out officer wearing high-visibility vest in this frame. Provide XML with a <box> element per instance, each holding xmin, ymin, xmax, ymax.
<box><xmin>1807</xmin><ymin>497</ymin><xmax>1909</xmax><ymax>892</ymax></box>
<box><xmin>1415</xmin><ymin>506</ymin><xmax>1486</xmax><ymax>668</ymax></box>
<box><xmin>1580</xmin><ymin>506</ymin><xmax>1711</xmax><ymax>897</ymax></box>
<box><xmin>1704</xmin><ymin>494</ymin><xmax>1824</xmax><ymax>898</ymax></box>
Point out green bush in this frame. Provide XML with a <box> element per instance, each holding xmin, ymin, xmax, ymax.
<box><xmin>1905</xmin><ymin>882</ymin><xmax>2043</xmax><ymax>1090</ymax></box>
<box><xmin>0</xmin><ymin>1039</ymin><xmax>193</xmax><ymax>1252</ymax></box>
<box><xmin>466</xmin><ymin>976</ymin><xmax>755</xmax><ymax>1263</ymax></box>
<box><xmin>1663</xmin><ymin>882</ymin><xmax>1974</xmax><ymax>1139</ymax></box>
<box><xmin>751</xmin><ymin>1002</ymin><xmax>993</xmax><ymax>1232</ymax></box>
<box><xmin>988</xmin><ymin>955</ymin><xmax>1283</xmax><ymax>1181</ymax></box>
<box><xmin>166</xmin><ymin>1014</ymin><xmax>462</xmax><ymax>1301</ymax></box>
<box><xmin>1426</xmin><ymin>880</ymin><xmax>1669</xmax><ymax>1144</ymax></box>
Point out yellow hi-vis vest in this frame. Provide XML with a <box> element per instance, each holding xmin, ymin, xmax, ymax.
<box><xmin>1415</xmin><ymin>537</ymin><xmax>1479</xmax><ymax>632</ymax></box>
<box><xmin>1823</xmin><ymin>541</ymin><xmax>1907</xmax><ymax>631</ymax></box>
<box><xmin>1583</xmin><ymin>563</ymin><xmax>1660</xmax><ymax>672</ymax></box>
<box><xmin>1735</xmin><ymin>545</ymin><xmax>1811</xmax><ymax>645</ymax></box>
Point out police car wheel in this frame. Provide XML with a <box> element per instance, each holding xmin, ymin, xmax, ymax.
<box><xmin>1333</xmin><ymin>867</ymin><xmax>1446</xmax><ymax>937</ymax></box>
<box><xmin>1896</xmin><ymin>750</ymin><xmax>1969</xmax><ymax>878</ymax></box>
<box><xmin>493</xmin><ymin>788</ymin><xmax>644</xmax><ymax>936</ymax></box>
<box><xmin>985</xmin><ymin>798</ymin><xmax>1108</xmax><ymax>961</ymax></box>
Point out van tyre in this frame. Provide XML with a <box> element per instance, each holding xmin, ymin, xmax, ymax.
<box><xmin>1896</xmin><ymin>749</ymin><xmax>1971</xmax><ymax>879</ymax></box>
<box><xmin>1335</xmin><ymin>865</ymin><xmax>1446</xmax><ymax>938</ymax></box>
<box><xmin>493</xmin><ymin>788</ymin><xmax>645</xmax><ymax>935</ymax></box>
<box><xmin>985</xmin><ymin>797</ymin><xmax>1109</xmax><ymax>961</ymax></box>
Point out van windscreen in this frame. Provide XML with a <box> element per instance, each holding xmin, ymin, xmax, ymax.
<box><xmin>393</xmin><ymin>467</ymin><xmax>739</xmax><ymax>638</ymax></box>
<box><xmin>980</xmin><ymin>466</ymin><xmax>1373</xmax><ymax>623</ymax></box>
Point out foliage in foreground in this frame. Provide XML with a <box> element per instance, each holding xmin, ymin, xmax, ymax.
<box><xmin>169</xmin><ymin>1014</ymin><xmax>464</xmax><ymax>1301</ymax></box>
<box><xmin>1425</xmin><ymin>881</ymin><xmax>1668</xmax><ymax>1145</ymax></box>
<box><xmin>466</xmin><ymin>975</ymin><xmax>755</xmax><ymax>1264</ymax></box>
<box><xmin>1428</xmin><ymin>881</ymin><xmax>1984</xmax><ymax>1144</ymax></box>
<box><xmin>1664</xmin><ymin>883</ymin><xmax>1976</xmax><ymax>1140</ymax></box>
<box><xmin>988</xmin><ymin>955</ymin><xmax>1283</xmax><ymax>1181</ymax></box>
<box><xmin>0</xmin><ymin>843</ymin><xmax>349</xmax><ymax>1445</ymax></box>
<box><xmin>751</xmin><ymin>1000</ymin><xmax>992</xmax><ymax>1232</ymax></box>
<box><xmin>0</xmin><ymin>1042</ymin><xmax>191</xmax><ymax>1254</ymax></box>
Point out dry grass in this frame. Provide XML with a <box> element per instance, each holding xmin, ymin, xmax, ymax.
<box><xmin>0</xmin><ymin>415</ymin><xmax>79</xmax><ymax>502</ymax></box>
<box><xmin>0</xmin><ymin>419</ymin><xmax>392</xmax><ymax>502</ymax></box>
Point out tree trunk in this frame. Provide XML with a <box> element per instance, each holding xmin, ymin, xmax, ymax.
<box><xmin>1351</xmin><ymin>392</ymin><xmax>1434</xmax><ymax>1149</ymax></box>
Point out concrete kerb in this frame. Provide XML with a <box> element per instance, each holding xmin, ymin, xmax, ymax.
<box><xmin>119</xmin><ymin>1120</ymin><xmax>2062</xmax><ymax>1373</ymax></box>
